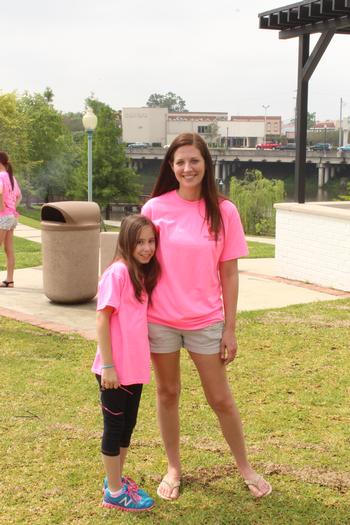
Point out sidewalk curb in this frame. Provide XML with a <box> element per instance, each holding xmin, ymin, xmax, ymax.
<box><xmin>239</xmin><ymin>271</ymin><xmax>350</xmax><ymax>297</ymax></box>
<box><xmin>0</xmin><ymin>306</ymin><xmax>96</xmax><ymax>341</ymax></box>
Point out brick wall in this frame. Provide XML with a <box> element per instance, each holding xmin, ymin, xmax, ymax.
<box><xmin>275</xmin><ymin>204</ymin><xmax>350</xmax><ymax>292</ymax></box>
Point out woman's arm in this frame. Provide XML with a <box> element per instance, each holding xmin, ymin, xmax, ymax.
<box><xmin>219</xmin><ymin>259</ymin><xmax>239</xmax><ymax>365</ymax></box>
<box><xmin>96</xmin><ymin>306</ymin><xmax>120</xmax><ymax>389</ymax></box>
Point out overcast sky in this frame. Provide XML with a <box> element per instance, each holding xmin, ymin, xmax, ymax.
<box><xmin>1</xmin><ymin>0</ymin><xmax>349</xmax><ymax>122</ymax></box>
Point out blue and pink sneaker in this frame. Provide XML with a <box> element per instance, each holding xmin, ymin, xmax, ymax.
<box><xmin>103</xmin><ymin>476</ymin><xmax>149</xmax><ymax>498</ymax></box>
<box><xmin>102</xmin><ymin>485</ymin><xmax>154</xmax><ymax>512</ymax></box>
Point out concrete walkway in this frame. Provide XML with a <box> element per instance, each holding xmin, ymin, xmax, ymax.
<box><xmin>0</xmin><ymin>223</ymin><xmax>348</xmax><ymax>341</ymax></box>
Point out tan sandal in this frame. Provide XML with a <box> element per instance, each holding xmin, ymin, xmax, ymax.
<box><xmin>156</xmin><ymin>476</ymin><xmax>181</xmax><ymax>501</ymax></box>
<box><xmin>244</xmin><ymin>474</ymin><xmax>272</xmax><ymax>498</ymax></box>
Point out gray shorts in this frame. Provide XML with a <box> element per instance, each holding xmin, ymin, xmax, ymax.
<box><xmin>0</xmin><ymin>214</ymin><xmax>18</xmax><ymax>231</ymax></box>
<box><xmin>148</xmin><ymin>321</ymin><xmax>224</xmax><ymax>355</ymax></box>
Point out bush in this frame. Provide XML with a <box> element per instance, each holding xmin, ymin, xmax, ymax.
<box><xmin>229</xmin><ymin>169</ymin><xmax>285</xmax><ymax>236</ymax></box>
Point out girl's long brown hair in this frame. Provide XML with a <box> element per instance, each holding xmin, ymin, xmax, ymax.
<box><xmin>114</xmin><ymin>214</ymin><xmax>160</xmax><ymax>303</ymax></box>
<box><xmin>0</xmin><ymin>151</ymin><xmax>14</xmax><ymax>190</ymax></box>
<box><xmin>151</xmin><ymin>133</ymin><xmax>225</xmax><ymax>239</ymax></box>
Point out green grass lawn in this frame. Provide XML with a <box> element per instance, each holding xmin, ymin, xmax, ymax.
<box><xmin>1</xmin><ymin>299</ymin><xmax>349</xmax><ymax>524</ymax></box>
<box><xmin>245</xmin><ymin>241</ymin><xmax>274</xmax><ymax>259</ymax></box>
<box><xmin>0</xmin><ymin>237</ymin><xmax>42</xmax><ymax>271</ymax></box>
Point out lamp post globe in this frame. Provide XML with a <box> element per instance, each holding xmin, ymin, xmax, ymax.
<box><xmin>82</xmin><ymin>107</ymin><xmax>98</xmax><ymax>202</ymax></box>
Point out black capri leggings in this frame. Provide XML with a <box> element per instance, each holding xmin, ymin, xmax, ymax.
<box><xmin>96</xmin><ymin>375</ymin><xmax>143</xmax><ymax>457</ymax></box>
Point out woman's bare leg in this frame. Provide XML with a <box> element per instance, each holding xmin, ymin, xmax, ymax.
<box><xmin>4</xmin><ymin>230</ymin><xmax>15</xmax><ymax>283</ymax></box>
<box><xmin>189</xmin><ymin>351</ymin><xmax>271</xmax><ymax>497</ymax></box>
<box><xmin>151</xmin><ymin>351</ymin><xmax>182</xmax><ymax>499</ymax></box>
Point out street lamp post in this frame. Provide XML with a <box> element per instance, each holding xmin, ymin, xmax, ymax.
<box><xmin>262</xmin><ymin>104</ymin><xmax>270</xmax><ymax>143</ymax></box>
<box><xmin>82</xmin><ymin>107</ymin><xmax>98</xmax><ymax>201</ymax></box>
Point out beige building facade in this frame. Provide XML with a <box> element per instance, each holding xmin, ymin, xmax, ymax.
<box><xmin>122</xmin><ymin>107</ymin><xmax>168</xmax><ymax>145</ymax></box>
<box><xmin>122</xmin><ymin>107</ymin><xmax>277</xmax><ymax>147</ymax></box>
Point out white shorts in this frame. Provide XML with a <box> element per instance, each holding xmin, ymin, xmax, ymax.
<box><xmin>148</xmin><ymin>322</ymin><xmax>224</xmax><ymax>355</ymax></box>
<box><xmin>0</xmin><ymin>214</ymin><xmax>18</xmax><ymax>231</ymax></box>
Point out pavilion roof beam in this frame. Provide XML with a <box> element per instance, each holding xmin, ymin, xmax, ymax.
<box><xmin>279</xmin><ymin>13</ymin><xmax>350</xmax><ymax>38</ymax></box>
<box><xmin>302</xmin><ymin>29</ymin><xmax>335</xmax><ymax>81</ymax></box>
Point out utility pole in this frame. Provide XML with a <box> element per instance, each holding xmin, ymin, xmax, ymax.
<box><xmin>262</xmin><ymin>104</ymin><xmax>270</xmax><ymax>143</ymax></box>
<box><xmin>339</xmin><ymin>97</ymin><xmax>343</xmax><ymax>147</ymax></box>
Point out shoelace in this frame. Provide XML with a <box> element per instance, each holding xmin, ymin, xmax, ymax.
<box><xmin>125</xmin><ymin>483</ymin><xmax>141</xmax><ymax>502</ymax></box>
<box><xmin>123</xmin><ymin>476</ymin><xmax>139</xmax><ymax>491</ymax></box>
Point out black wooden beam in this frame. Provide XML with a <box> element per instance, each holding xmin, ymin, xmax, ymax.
<box><xmin>295</xmin><ymin>34</ymin><xmax>310</xmax><ymax>203</ymax></box>
<box><xmin>279</xmin><ymin>13</ymin><xmax>350</xmax><ymax>38</ymax></box>
<box><xmin>302</xmin><ymin>29</ymin><xmax>335</xmax><ymax>81</ymax></box>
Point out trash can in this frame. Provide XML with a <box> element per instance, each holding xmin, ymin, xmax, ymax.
<box><xmin>41</xmin><ymin>201</ymin><xmax>101</xmax><ymax>304</ymax></box>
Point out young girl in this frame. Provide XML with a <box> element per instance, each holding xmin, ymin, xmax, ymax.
<box><xmin>91</xmin><ymin>214</ymin><xmax>160</xmax><ymax>512</ymax></box>
<box><xmin>0</xmin><ymin>151</ymin><xmax>22</xmax><ymax>288</ymax></box>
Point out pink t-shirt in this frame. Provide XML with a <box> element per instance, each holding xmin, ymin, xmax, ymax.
<box><xmin>142</xmin><ymin>190</ymin><xmax>248</xmax><ymax>330</ymax></box>
<box><xmin>0</xmin><ymin>171</ymin><xmax>21</xmax><ymax>217</ymax></box>
<box><xmin>91</xmin><ymin>261</ymin><xmax>151</xmax><ymax>385</ymax></box>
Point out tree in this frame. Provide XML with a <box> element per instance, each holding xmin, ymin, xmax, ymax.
<box><xmin>229</xmin><ymin>169</ymin><xmax>285</xmax><ymax>236</ymax></box>
<box><xmin>307</xmin><ymin>112</ymin><xmax>316</xmax><ymax>129</ymax></box>
<box><xmin>206</xmin><ymin>122</ymin><xmax>219</xmax><ymax>147</ymax></box>
<box><xmin>146</xmin><ymin>92</ymin><xmax>187</xmax><ymax>112</ymax></box>
<box><xmin>292</xmin><ymin>111</ymin><xmax>316</xmax><ymax>129</ymax></box>
<box><xmin>43</xmin><ymin>86</ymin><xmax>54</xmax><ymax>104</ymax></box>
<box><xmin>18</xmin><ymin>90</ymin><xmax>78</xmax><ymax>203</ymax></box>
<box><xmin>75</xmin><ymin>98</ymin><xmax>141</xmax><ymax>217</ymax></box>
<box><xmin>0</xmin><ymin>93</ymin><xmax>30</xmax><ymax>165</ymax></box>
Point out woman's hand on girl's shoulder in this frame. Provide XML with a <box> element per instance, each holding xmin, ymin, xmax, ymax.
<box><xmin>101</xmin><ymin>367</ymin><xmax>120</xmax><ymax>389</ymax></box>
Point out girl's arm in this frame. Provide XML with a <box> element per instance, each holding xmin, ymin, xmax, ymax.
<box><xmin>96</xmin><ymin>306</ymin><xmax>120</xmax><ymax>389</ymax></box>
<box><xmin>219</xmin><ymin>259</ymin><xmax>239</xmax><ymax>365</ymax></box>
<box><xmin>0</xmin><ymin>190</ymin><xmax>4</xmax><ymax>212</ymax></box>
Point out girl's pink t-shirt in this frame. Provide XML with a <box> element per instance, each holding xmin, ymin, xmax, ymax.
<box><xmin>91</xmin><ymin>261</ymin><xmax>150</xmax><ymax>385</ymax></box>
<box><xmin>142</xmin><ymin>190</ymin><xmax>248</xmax><ymax>330</ymax></box>
<box><xmin>0</xmin><ymin>171</ymin><xmax>21</xmax><ymax>217</ymax></box>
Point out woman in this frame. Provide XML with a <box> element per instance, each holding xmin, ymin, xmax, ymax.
<box><xmin>0</xmin><ymin>152</ymin><xmax>22</xmax><ymax>287</ymax></box>
<box><xmin>142</xmin><ymin>133</ymin><xmax>272</xmax><ymax>500</ymax></box>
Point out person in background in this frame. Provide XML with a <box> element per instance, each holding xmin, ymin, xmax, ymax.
<box><xmin>142</xmin><ymin>133</ymin><xmax>272</xmax><ymax>501</ymax></box>
<box><xmin>92</xmin><ymin>214</ymin><xmax>160</xmax><ymax>512</ymax></box>
<box><xmin>0</xmin><ymin>151</ymin><xmax>22</xmax><ymax>288</ymax></box>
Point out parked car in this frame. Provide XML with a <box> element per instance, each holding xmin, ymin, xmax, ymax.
<box><xmin>309</xmin><ymin>143</ymin><xmax>331</xmax><ymax>151</ymax></box>
<box><xmin>337</xmin><ymin>144</ymin><xmax>350</xmax><ymax>152</ymax></box>
<box><xmin>255</xmin><ymin>142</ymin><xmax>281</xmax><ymax>150</ymax></box>
<box><xmin>277</xmin><ymin>143</ymin><xmax>296</xmax><ymax>150</ymax></box>
<box><xmin>127</xmin><ymin>142</ymin><xmax>149</xmax><ymax>149</ymax></box>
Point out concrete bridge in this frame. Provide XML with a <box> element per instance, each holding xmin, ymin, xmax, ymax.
<box><xmin>127</xmin><ymin>147</ymin><xmax>350</xmax><ymax>188</ymax></box>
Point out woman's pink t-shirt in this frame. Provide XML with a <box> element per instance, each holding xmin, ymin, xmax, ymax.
<box><xmin>0</xmin><ymin>171</ymin><xmax>21</xmax><ymax>217</ymax></box>
<box><xmin>91</xmin><ymin>261</ymin><xmax>151</xmax><ymax>385</ymax></box>
<box><xmin>142</xmin><ymin>190</ymin><xmax>248</xmax><ymax>330</ymax></box>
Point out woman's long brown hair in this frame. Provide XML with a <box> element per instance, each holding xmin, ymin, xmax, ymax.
<box><xmin>114</xmin><ymin>214</ymin><xmax>160</xmax><ymax>303</ymax></box>
<box><xmin>0</xmin><ymin>151</ymin><xmax>14</xmax><ymax>190</ymax></box>
<box><xmin>151</xmin><ymin>133</ymin><xmax>225</xmax><ymax>239</ymax></box>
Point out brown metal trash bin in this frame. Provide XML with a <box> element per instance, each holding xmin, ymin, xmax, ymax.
<box><xmin>41</xmin><ymin>201</ymin><xmax>101</xmax><ymax>304</ymax></box>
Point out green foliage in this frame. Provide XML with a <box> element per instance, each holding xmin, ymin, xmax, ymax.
<box><xmin>6</xmin><ymin>89</ymin><xmax>82</xmax><ymax>203</ymax></box>
<box><xmin>229</xmin><ymin>169</ymin><xmax>285</xmax><ymax>236</ymax></box>
<box><xmin>0</xmin><ymin>237</ymin><xmax>41</xmax><ymax>270</ymax></box>
<box><xmin>307</xmin><ymin>129</ymin><xmax>338</xmax><ymax>146</ymax></box>
<box><xmin>307</xmin><ymin>111</ymin><xmax>316</xmax><ymax>129</ymax></box>
<box><xmin>74</xmin><ymin>98</ymin><xmax>140</xmax><ymax>212</ymax></box>
<box><xmin>206</xmin><ymin>122</ymin><xmax>220</xmax><ymax>147</ymax></box>
<box><xmin>62</xmin><ymin>112</ymin><xmax>84</xmax><ymax>132</ymax></box>
<box><xmin>146</xmin><ymin>92</ymin><xmax>187</xmax><ymax>112</ymax></box>
<box><xmin>0</xmin><ymin>92</ymin><xmax>32</xmax><ymax>174</ymax></box>
<box><xmin>338</xmin><ymin>181</ymin><xmax>350</xmax><ymax>201</ymax></box>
